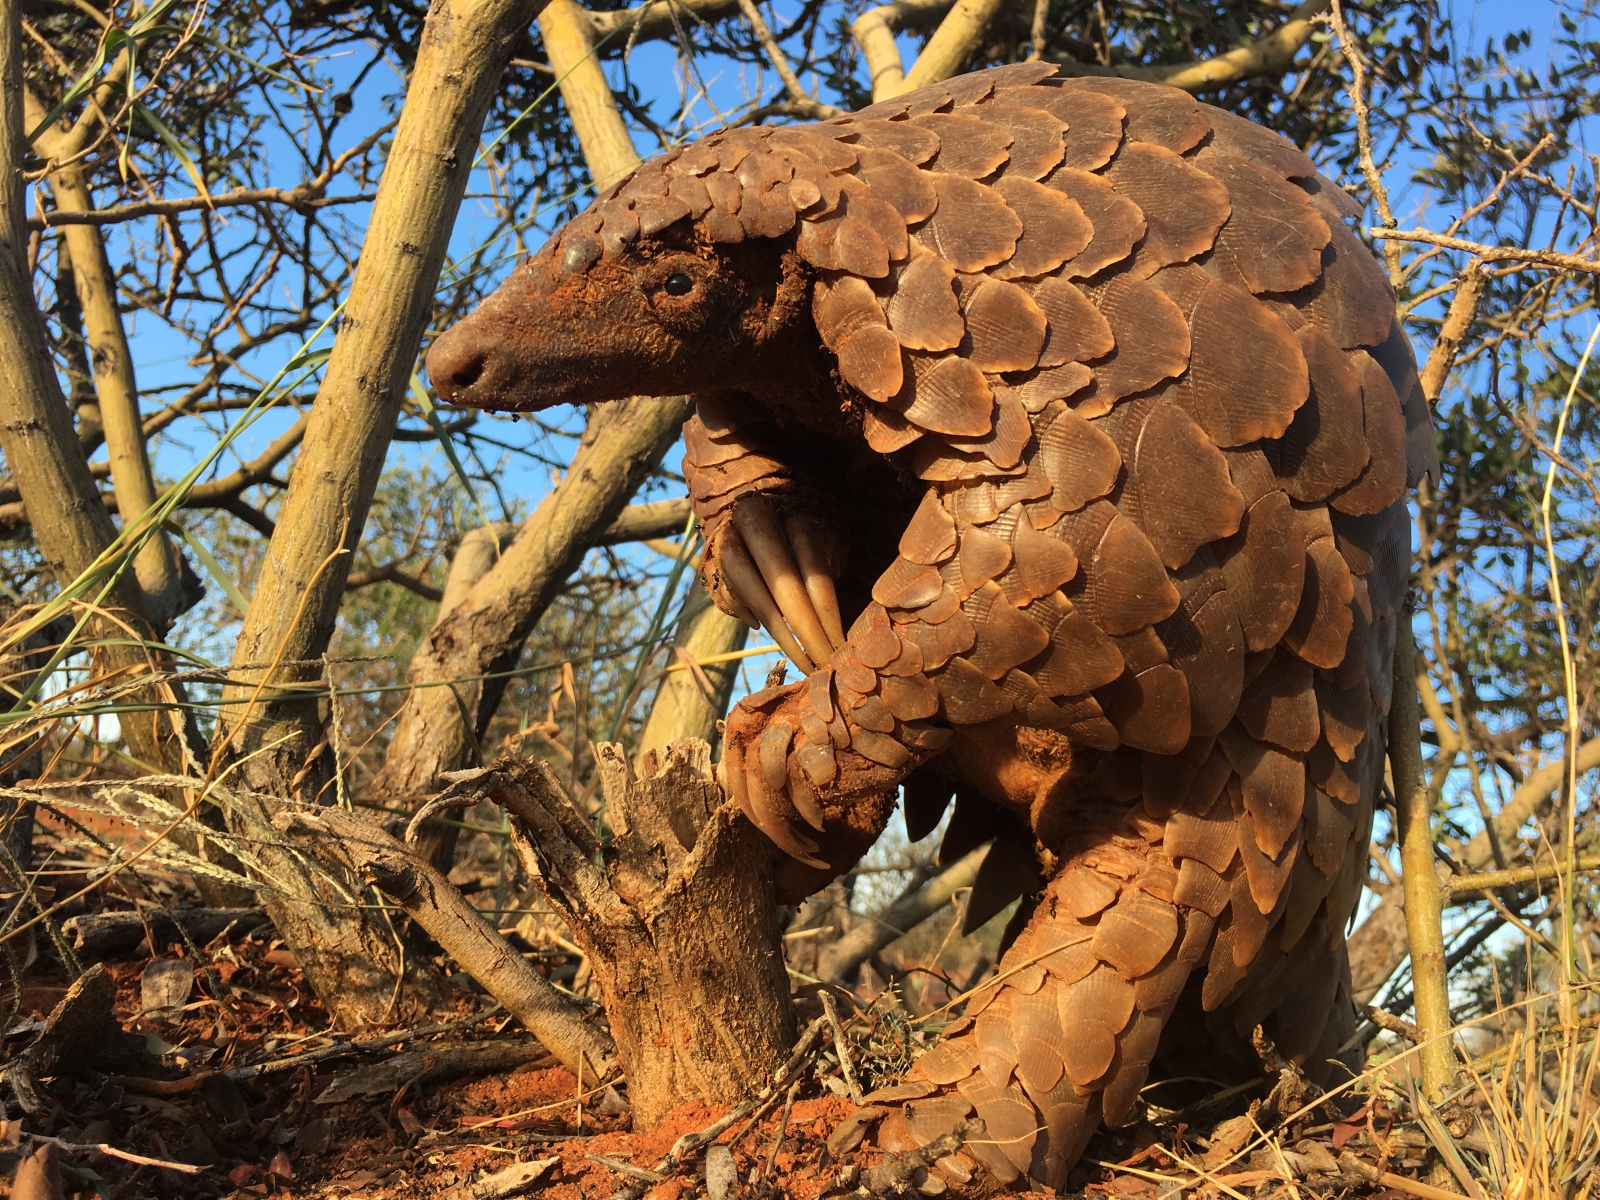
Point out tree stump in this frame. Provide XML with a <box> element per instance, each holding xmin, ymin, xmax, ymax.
<box><xmin>465</xmin><ymin>740</ymin><xmax>797</xmax><ymax>1128</ymax></box>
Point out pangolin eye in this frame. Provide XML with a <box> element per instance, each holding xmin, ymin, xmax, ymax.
<box><xmin>663</xmin><ymin>272</ymin><xmax>694</xmax><ymax>296</ymax></box>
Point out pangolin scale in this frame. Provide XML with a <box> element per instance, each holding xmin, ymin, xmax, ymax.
<box><xmin>428</xmin><ymin>63</ymin><xmax>1436</xmax><ymax>1186</ymax></box>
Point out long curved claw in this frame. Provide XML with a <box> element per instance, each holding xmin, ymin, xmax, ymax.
<box><xmin>785</xmin><ymin>515</ymin><xmax>846</xmax><ymax>649</ymax></box>
<box><xmin>785</xmin><ymin>750</ymin><xmax>827</xmax><ymax>832</ymax></box>
<box><xmin>744</xmin><ymin>753</ymin><xmax>828</xmax><ymax>869</ymax></box>
<box><xmin>732</xmin><ymin>497</ymin><xmax>837</xmax><ymax>667</ymax></box>
<box><xmin>719</xmin><ymin>534</ymin><xmax>815</xmax><ymax>673</ymax></box>
<box><xmin>721</xmin><ymin>737</ymin><xmax>758</xmax><ymax>827</ymax></box>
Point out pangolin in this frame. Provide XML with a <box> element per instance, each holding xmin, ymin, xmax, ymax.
<box><xmin>428</xmin><ymin>63</ymin><xmax>1437</xmax><ymax>1185</ymax></box>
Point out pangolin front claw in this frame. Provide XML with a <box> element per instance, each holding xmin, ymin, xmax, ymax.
<box><xmin>721</xmin><ymin>685</ymin><xmax>831</xmax><ymax>868</ymax></box>
<box><xmin>712</xmin><ymin>494</ymin><xmax>843</xmax><ymax>674</ymax></box>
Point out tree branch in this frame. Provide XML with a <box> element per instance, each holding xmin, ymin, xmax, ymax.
<box><xmin>27</xmin><ymin>187</ymin><xmax>374</xmax><ymax>230</ymax></box>
<box><xmin>273</xmin><ymin>805</ymin><xmax>617</xmax><ymax>1080</ymax></box>
<box><xmin>851</xmin><ymin>0</ymin><xmax>953</xmax><ymax>102</ymax></box>
<box><xmin>596</xmin><ymin>497</ymin><xmax>692</xmax><ymax>545</ymax></box>
<box><xmin>1054</xmin><ymin>0</ymin><xmax>1330</xmax><ymax>93</ymax></box>
<box><xmin>1369</xmin><ymin>227</ymin><xmax>1600</xmax><ymax>276</ymax></box>
<box><xmin>735</xmin><ymin>0</ymin><xmax>841</xmax><ymax>116</ymax></box>
<box><xmin>344</xmin><ymin>562</ymin><xmax>445</xmax><ymax>601</ymax></box>
<box><xmin>1417</xmin><ymin>260</ymin><xmax>1487</xmax><ymax>402</ymax></box>
<box><xmin>538</xmin><ymin>0</ymin><xmax>639</xmax><ymax>191</ymax></box>
<box><xmin>1389</xmin><ymin>625</ymin><xmax>1454</xmax><ymax>1101</ymax></box>
<box><xmin>586</xmin><ymin>0</ymin><xmax>742</xmax><ymax>49</ymax></box>
<box><xmin>815</xmin><ymin>846</ymin><xmax>985</xmax><ymax>984</ymax></box>
<box><xmin>897</xmin><ymin>0</ymin><xmax>1008</xmax><ymax>96</ymax></box>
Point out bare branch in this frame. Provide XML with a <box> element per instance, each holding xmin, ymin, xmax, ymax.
<box><xmin>851</xmin><ymin>0</ymin><xmax>953</xmax><ymax>102</ymax></box>
<box><xmin>1056</xmin><ymin>0</ymin><xmax>1329</xmax><ymax>92</ymax></box>
<box><xmin>1370</xmin><ymin>227</ymin><xmax>1600</xmax><ymax>276</ymax></box>
<box><xmin>344</xmin><ymin>563</ymin><xmax>445</xmax><ymax>601</ymax></box>
<box><xmin>736</xmin><ymin>0</ymin><xmax>841</xmax><ymax>116</ymax></box>
<box><xmin>27</xmin><ymin>187</ymin><xmax>374</xmax><ymax>230</ymax></box>
<box><xmin>586</xmin><ymin>0</ymin><xmax>742</xmax><ymax>47</ymax></box>
<box><xmin>540</xmin><ymin>0</ymin><xmax>640</xmax><ymax>191</ymax></box>
<box><xmin>897</xmin><ymin>0</ymin><xmax>1007</xmax><ymax>96</ymax></box>
<box><xmin>1417</xmin><ymin>260</ymin><xmax>1487</xmax><ymax>402</ymax></box>
<box><xmin>597</xmin><ymin>497</ymin><xmax>692</xmax><ymax>545</ymax></box>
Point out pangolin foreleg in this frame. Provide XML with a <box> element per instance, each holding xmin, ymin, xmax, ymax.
<box><xmin>685</xmin><ymin>395</ymin><xmax>952</xmax><ymax>886</ymax></box>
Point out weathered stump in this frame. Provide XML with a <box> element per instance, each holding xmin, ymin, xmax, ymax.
<box><xmin>470</xmin><ymin>740</ymin><xmax>797</xmax><ymax>1129</ymax></box>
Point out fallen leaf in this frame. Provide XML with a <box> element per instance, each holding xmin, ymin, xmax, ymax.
<box><xmin>140</xmin><ymin>958</ymin><xmax>194</xmax><ymax>1017</ymax></box>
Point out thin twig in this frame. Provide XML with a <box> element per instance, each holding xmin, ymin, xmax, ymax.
<box><xmin>1445</xmin><ymin>851</ymin><xmax>1600</xmax><ymax>896</ymax></box>
<box><xmin>27</xmin><ymin>187</ymin><xmax>374</xmax><ymax>230</ymax></box>
<box><xmin>1328</xmin><ymin>0</ymin><xmax>1402</xmax><ymax>285</ymax></box>
<box><xmin>762</xmin><ymin>1078</ymin><xmax>802</xmax><ymax>1180</ymax></box>
<box><xmin>25</xmin><ymin>1132</ymin><xmax>203</xmax><ymax>1174</ymax></box>
<box><xmin>1369</xmin><ymin>228</ymin><xmax>1600</xmax><ymax>276</ymax></box>
<box><xmin>820</xmin><ymin>990</ymin><xmax>865</xmax><ymax>1105</ymax></box>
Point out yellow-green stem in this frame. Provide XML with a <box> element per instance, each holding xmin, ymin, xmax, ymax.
<box><xmin>1390</xmin><ymin>623</ymin><xmax>1455</xmax><ymax>1102</ymax></box>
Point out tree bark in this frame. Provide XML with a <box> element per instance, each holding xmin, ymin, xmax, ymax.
<box><xmin>0</xmin><ymin>0</ymin><xmax>193</xmax><ymax>785</ymax></box>
<box><xmin>458</xmin><ymin>744</ymin><xmax>797</xmax><ymax>1129</ymax></box>
<box><xmin>211</xmin><ymin>0</ymin><xmax>549</xmax><ymax>1027</ymax></box>
<box><xmin>24</xmin><ymin>86</ymin><xmax>186</xmax><ymax>627</ymax></box>
<box><xmin>634</xmin><ymin>582</ymin><xmax>748</xmax><ymax>758</ymax></box>
<box><xmin>379</xmin><ymin>0</ymin><xmax>688</xmax><ymax>872</ymax></box>
<box><xmin>376</xmin><ymin>393</ymin><xmax>689</xmax><ymax>870</ymax></box>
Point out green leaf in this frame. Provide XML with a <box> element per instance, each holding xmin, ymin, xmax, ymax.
<box><xmin>410</xmin><ymin>374</ymin><xmax>498</xmax><ymax>538</ymax></box>
<box><xmin>127</xmin><ymin>0</ymin><xmax>188</xmax><ymax>37</ymax></box>
<box><xmin>25</xmin><ymin>0</ymin><xmax>188</xmax><ymax>144</ymax></box>
<box><xmin>58</xmin><ymin>1165</ymin><xmax>109</xmax><ymax>1200</ymax></box>
<box><xmin>286</xmin><ymin>347</ymin><xmax>332</xmax><ymax>372</ymax></box>
<box><xmin>168</xmin><ymin>520</ymin><xmax>250</xmax><ymax>615</ymax></box>
<box><xmin>135</xmin><ymin>103</ymin><xmax>211</xmax><ymax>201</ymax></box>
<box><xmin>27</xmin><ymin>28</ymin><xmax>127</xmax><ymax>143</ymax></box>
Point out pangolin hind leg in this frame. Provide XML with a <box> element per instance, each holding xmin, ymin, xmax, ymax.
<box><xmin>878</xmin><ymin>728</ymin><xmax>1379</xmax><ymax>1191</ymax></box>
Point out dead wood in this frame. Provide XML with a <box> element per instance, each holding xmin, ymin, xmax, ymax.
<box><xmin>314</xmin><ymin>1039</ymin><xmax>556</xmax><ymax>1103</ymax></box>
<box><xmin>8</xmin><ymin>964</ymin><xmax>147</xmax><ymax>1114</ymax></box>
<box><xmin>61</xmin><ymin>906</ymin><xmax>269</xmax><ymax>961</ymax></box>
<box><xmin>445</xmin><ymin>741</ymin><xmax>798</xmax><ymax>1128</ymax></box>
<box><xmin>272</xmin><ymin>805</ymin><xmax>616</xmax><ymax>1082</ymax></box>
<box><xmin>453</xmin><ymin>1156</ymin><xmax>559</xmax><ymax>1200</ymax></box>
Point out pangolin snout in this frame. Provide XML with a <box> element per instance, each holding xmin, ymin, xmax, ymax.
<box><xmin>425</xmin><ymin>320</ymin><xmax>489</xmax><ymax>404</ymax></box>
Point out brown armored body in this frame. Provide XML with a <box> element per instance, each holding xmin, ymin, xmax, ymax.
<box><xmin>428</xmin><ymin>63</ymin><xmax>1437</xmax><ymax>1185</ymax></box>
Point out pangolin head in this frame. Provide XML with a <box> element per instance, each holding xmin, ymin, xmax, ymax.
<box><xmin>426</xmin><ymin>200</ymin><xmax>809</xmax><ymax>411</ymax></box>
<box><xmin>424</xmin><ymin>116</ymin><xmax>890</xmax><ymax>413</ymax></box>
<box><xmin>427</xmin><ymin>61</ymin><xmax>1071</xmax><ymax>413</ymax></box>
